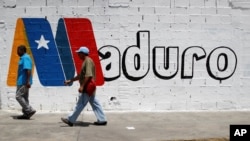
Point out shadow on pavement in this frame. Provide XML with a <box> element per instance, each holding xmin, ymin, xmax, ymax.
<box><xmin>59</xmin><ymin>121</ymin><xmax>93</xmax><ymax>127</ymax></box>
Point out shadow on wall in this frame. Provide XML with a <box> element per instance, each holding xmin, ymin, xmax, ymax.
<box><xmin>229</xmin><ymin>0</ymin><xmax>250</xmax><ymax>9</ymax></box>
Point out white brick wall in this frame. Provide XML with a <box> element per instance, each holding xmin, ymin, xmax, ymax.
<box><xmin>0</xmin><ymin>0</ymin><xmax>250</xmax><ymax>112</ymax></box>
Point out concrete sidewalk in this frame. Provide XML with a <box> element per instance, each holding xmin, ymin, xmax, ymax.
<box><xmin>0</xmin><ymin>110</ymin><xmax>249</xmax><ymax>141</ymax></box>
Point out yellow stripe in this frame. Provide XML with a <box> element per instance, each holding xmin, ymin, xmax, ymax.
<box><xmin>7</xmin><ymin>18</ymin><xmax>34</xmax><ymax>86</ymax></box>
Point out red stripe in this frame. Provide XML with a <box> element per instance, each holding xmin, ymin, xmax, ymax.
<box><xmin>64</xmin><ymin>18</ymin><xmax>104</xmax><ymax>86</ymax></box>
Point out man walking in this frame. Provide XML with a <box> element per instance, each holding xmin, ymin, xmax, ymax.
<box><xmin>61</xmin><ymin>46</ymin><xmax>107</xmax><ymax>126</ymax></box>
<box><xmin>15</xmin><ymin>45</ymin><xmax>36</xmax><ymax>119</ymax></box>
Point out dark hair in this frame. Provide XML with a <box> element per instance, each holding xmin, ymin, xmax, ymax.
<box><xmin>18</xmin><ymin>45</ymin><xmax>27</xmax><ymax>53</ymax></box>
<box><xmin>78</xmin><ymin>52</ymin><xmax>89</xmax><ymax>56</ymax></box>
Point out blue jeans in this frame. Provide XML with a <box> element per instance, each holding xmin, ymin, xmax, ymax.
<box><xmin>67</xmin><ymin>93</ymin><xmax>106</xmax><ymax>123</ymax></box>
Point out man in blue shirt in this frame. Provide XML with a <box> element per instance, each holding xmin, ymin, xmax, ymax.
<box><xmin>15</xmin><ymin>45</ymin><xmax>36</xmax><ymax>119</ymax></box>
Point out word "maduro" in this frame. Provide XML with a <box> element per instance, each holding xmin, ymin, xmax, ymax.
<box><xmin>99</xmin><ymin>31</ymin><xmax>237</xmax><ymax>82</ymax></box>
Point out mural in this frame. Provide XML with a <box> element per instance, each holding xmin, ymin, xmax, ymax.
<box><xmin>7</xmin><ymin>18</ymin><xmax>104</xmax><ymax>86</ymax></box>
<box><xmin>7</xmin><ymin>18</ymin><xmax>238</xmax><ymax>87</ymax></box>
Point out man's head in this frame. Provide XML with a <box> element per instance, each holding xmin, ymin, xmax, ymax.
<box><xmin>17</xmin><ymin>45</ymin><xmax>27</xmax><ymax>57</ymax></box>
<box><xmin>75</xmin><ymin>46</ymin><xmax>89</xmax><ymax>60</ymax></box>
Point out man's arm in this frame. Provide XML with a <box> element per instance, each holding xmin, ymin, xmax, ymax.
<box><xmin>25</xmin><ymin>69</ymin><xmax>31</xmax><ymax>88</ymax></box>
<box><xmin>64</xmin><ymin>75</ymin><xmax>80</xmax><ymax>85</ymax></box>
<box><xmin>78</xmin><ymin>76</ymin><xmax>92</xmax><ymax>93</ymax></box>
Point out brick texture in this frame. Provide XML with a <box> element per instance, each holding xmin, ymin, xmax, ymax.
<box><xmin>0</xmin><ymin>0</ymin><xmax>250</xmax><ymax>112</ymax></box>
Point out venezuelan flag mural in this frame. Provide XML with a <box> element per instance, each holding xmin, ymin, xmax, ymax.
<box><xmin>7</xmin><ymin>18</ymin><xmax>104</xmax><ymax>86</ymax></box>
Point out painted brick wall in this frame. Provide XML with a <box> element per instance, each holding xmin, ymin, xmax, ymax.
<box><xmin>0</xmin><ymin>0</ymin><xmax>250</xmax><ymax>112</ymax></box>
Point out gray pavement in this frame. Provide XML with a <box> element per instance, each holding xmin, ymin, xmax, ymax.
<box><xmin>0</xmin><ymin>110</ymin><xmax>250</xmax><ymax>141</ymax></box>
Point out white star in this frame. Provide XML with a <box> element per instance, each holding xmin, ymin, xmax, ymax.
<box><xmin>35</xmin><ymin>35</ymin><xmax>50</xmax><ymax>50</ymax></box>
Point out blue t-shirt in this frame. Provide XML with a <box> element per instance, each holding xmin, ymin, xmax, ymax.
<box><xmin>17</xmin><ymin>53</ymin><xmax>33</xmax><ymax>85</ymax></box>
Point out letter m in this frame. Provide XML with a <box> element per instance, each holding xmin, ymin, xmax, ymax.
<box><xmin>7</xmin><ymin>18</ymin><xmax>104</xmax><ymax>86</ymax></box>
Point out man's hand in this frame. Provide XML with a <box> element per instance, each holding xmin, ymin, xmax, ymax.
<box><xmin>26</xmin><ymin>82</ymin><xmax>31</xmax><ymax>88</ymax></box>
<box><xmin>78</xmin><ymin>86</ymin><xmax>84</xmax><ymax>93</ymax></box>
<box><xmin>64</xmin><ymin>80</ymin><xmax>71</xmax><ymax>85</ymax></box>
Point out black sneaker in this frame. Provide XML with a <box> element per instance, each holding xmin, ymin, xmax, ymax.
<box><xmin>94</xmin><ymin>121</ymin><xmax>107</xmax><ymax>126</ymax></box>
<box><xmin>16</xmin><ymin>115</ymin><xmax>30</xmax><ymax>120</ymax></box>
<box><xmin>61</xmin><ymin>117</ymin><xmax>73</xmax><ymax>127</ymax></box>
<box><xmin>27</xmin><ymin>110</ymin><xmax>36</xmax><ymax>118</ymax></box>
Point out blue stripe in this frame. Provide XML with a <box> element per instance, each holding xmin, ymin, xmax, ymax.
<box><xmin>22</xmin><ymin>18</ymin><xmax>66</xmax><ymax>86</ymax></box>
<box><xmin>55</xmin><ymin>18</ymin><xmax>75</xmax><ymax>84</ymax></box>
